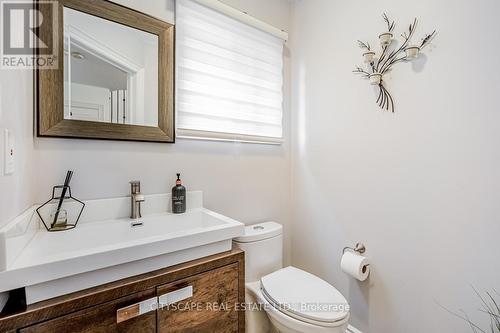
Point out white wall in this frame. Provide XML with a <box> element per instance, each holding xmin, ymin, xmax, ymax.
<box><xmin>0</xmin><ymin>0</ymin><xmax>292</xmax><ymax>262</ymax></box>
<box><xmin>290</xmin><ymin>0</ymin><xmax>500</xmax><ymax>332</ymax></box>
<box><xmin>0</xmin><ymin>70</ymin><xmax>34</xmax><ymax>230</ymax></box>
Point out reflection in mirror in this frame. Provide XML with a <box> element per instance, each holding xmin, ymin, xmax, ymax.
<box><xmin>63</xmin><ymin>7</ymin><xmax>159</xmax><ymax>127</ymax></box>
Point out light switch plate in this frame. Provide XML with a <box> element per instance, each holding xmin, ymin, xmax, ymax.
<box><xmin>4</xmin><ymin>129</ymin><xmax>14</xmax><ymax>175</ymax></box>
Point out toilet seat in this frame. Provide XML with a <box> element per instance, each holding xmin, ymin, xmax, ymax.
<box><xmin>260</xmin><ymin>266</ymin><xmax>349</xmax><ymax>327</ymax></box>
<box><xmin>246</xmin><ymin>281</ymin><xmax>349</xmax><ymax>333</ymax></box>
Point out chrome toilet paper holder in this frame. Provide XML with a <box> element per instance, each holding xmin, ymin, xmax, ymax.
<box><xmin>343</xmin><ymin>242</ymin><xmax>366</xmax><ymax>254</ymax></box>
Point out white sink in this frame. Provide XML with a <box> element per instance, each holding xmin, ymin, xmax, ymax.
<box><xmin>0</xmin><ymin>191</ymin><xmax>244</xmax><ymax>304</ymax></box>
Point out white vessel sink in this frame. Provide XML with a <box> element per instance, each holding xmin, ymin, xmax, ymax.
<box><xmin>0</xmin><ymin>191</ymin><xmax>244</xmax><ymax>304</ymax></box>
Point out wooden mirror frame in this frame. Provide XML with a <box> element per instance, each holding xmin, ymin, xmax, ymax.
<box><xmin>36</xmin><ymin>0</ymin><xmax>175</xmax><ymax>143</ymax></box>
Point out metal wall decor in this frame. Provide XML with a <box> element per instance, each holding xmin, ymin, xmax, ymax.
<box><xmin>353</xmin><ymin>14</ymin><xmax>436</xmax><ymax>112</ymax></box>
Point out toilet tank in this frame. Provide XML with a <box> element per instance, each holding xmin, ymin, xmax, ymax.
<box><xmin>233</xmin><ymin>222</ymin><xmax>283</xmax><ymax>283</ymax></box>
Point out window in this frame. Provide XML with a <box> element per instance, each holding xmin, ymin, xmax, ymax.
<box><xmin>176</xmin><ymin>0</ymin><xmax>286</xmax><ymax>144</ymax></box>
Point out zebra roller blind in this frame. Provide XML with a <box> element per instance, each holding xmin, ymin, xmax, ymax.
<box><xmin>176</xmin><ymin>0</ymin><xmax>285</xmax><ymax>143</ymax></box>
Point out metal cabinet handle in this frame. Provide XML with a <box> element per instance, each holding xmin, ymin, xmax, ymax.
<box><xmin>158</xmin><ymin>285</ymin><xmax>193</xmax><ymax>306</ymax></box>
<box><xmin>116</xmin><ymin>297</ymin><xmax>157</xmax><ymax>323</ymax></box>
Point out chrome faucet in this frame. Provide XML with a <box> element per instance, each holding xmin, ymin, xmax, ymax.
<box><xmin>130</xmin><ymin>181</ymin><xmax>145</xmax><ymax>219</ymax></box>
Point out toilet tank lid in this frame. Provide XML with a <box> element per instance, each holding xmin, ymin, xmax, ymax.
<box><xmin>233</xmin><ymin>222</ymin><xmax>282</xmax><ymax>243</ymax></box>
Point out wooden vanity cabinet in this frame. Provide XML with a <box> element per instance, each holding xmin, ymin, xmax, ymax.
<box><xmin>0</xmin><ymin>249</ymin><xmax>245</xmax><ymax>333</ymax></box>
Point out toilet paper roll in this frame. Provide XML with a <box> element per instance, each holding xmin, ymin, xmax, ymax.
<box><xmin>341</xmin><ymin>251</ymin><xmax>370</xmax><ymax>281</ymax></box>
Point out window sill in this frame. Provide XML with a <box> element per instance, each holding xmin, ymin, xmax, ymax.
<box><xmin>176</xmin><ymin>129</ymin><xmax>284</xmax><ymax>145</ymax></box>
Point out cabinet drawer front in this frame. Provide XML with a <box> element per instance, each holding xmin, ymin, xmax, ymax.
<box><xmin>20</xmin><ymin>289</ymin><xmax>156</xmax><ymax>333</ymax></box>
<box><xmin>157</xmin><ymin>263</ymin><xmax>239</xmax><ymax>333</ymax></box>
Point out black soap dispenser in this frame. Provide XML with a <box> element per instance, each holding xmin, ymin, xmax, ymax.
<box><xmin>172</xmin><ymin>173</ymin><xmax>186</xmax><ymax>214</ymax></box>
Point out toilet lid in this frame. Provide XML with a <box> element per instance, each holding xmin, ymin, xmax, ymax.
<box><xmin>260</xmin><ymin>266</ymin><xmax>349</xmax><ymax>324</ymax></box>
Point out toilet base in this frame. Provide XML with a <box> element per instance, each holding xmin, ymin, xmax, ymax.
<box><xmin>245</xmin><ymin>289</ymin><xmax>274</xmax><ymax>333</ymax></box>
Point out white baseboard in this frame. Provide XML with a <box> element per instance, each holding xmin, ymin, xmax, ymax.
<box><xmin>347</xmin><ymin>325</ymin><xmax>363</xmax><ymax>333</ymax></box>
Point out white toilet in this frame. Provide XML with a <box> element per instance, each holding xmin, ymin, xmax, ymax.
<box><xmin>233</xmin><ymin>222</ymin><xmax>350</xmax><ymax>333</ymax></box>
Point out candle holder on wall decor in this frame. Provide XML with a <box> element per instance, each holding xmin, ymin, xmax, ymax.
<box><xmin>353</xmin><ymin>13</ymin><xmax>436</xmax><ymax>112</ymax></box>
<box><xmin>36</xmin><ymin>185</ymin><xmax>85</xmax><ymax>232</ymax></box>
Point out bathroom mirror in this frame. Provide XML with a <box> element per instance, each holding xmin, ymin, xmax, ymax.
<box><xmin>64</xmin><ymin>8</ymin><xmax>159</xmax><ymax>127</ymax></box>
<box><xmin>37</xmin><ymin>0</ymin><xmax>174</xmax><ymax>142</ymax></box>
